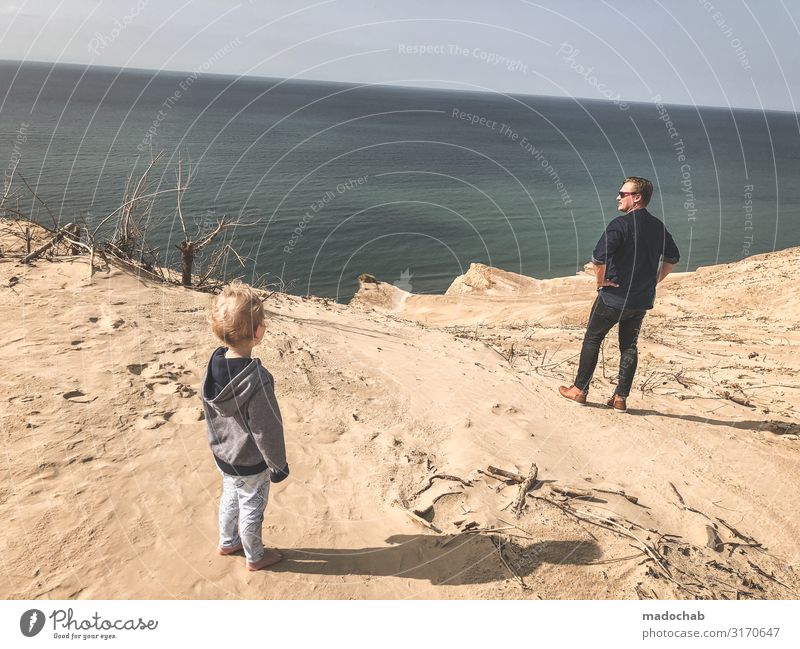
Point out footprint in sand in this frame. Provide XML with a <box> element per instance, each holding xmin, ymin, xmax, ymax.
<box><xmin>137</xmin><ymin>412</ymin><xmax>167</xmax><ymax>430</ymax></box>
<box><xmin>164</xmin><ymin>407</ymin><xmax>204</xmax><ymax>424</ymax></box>
<box><xmin>87</xmin><ymin>313</ymin><xmax>125</xmax><ymax>333</ymax></box>
<box><xmin>63</xmin><ymin>390</ymin><xmax>97</xmax><ymax>404</ymax></box>
<box><xmin>163</xmin><ymin>347</ymin><xmax>197</xmax><ymax>366</ymax></box>
<box><xmin>129</xmin><ymin>361</ymin><xmax>192</xmax><ymax>396</ymax></box>
<box><xmin>174</xmin><ymin>383</ymin><xmax>196</xmax><ymax>398</ymax></box>
<box><xmin>126</xmin><ymin>363</ymin><xmax>146</xmax><ymax>376</ymax></box>
<box><xmin>490</xmin><ymin>402</ymin><xmax>522</xmax><ymax>415</ymax></box>
<box><xmin>9</xmin><ymin>394</ymin><xmax>38</xmax><ymax>404</ymax></box>
<box><xmin>150</xmin><ymin>381</ymin><xmax>178</xmax><ymax>396</ymax></box>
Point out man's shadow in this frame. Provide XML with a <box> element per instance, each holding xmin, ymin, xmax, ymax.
<box><xmin>271</xmin><ymin>533</ymin><xmax>602</xmax><ymax>586</ymax></box>
<box><xmin>584</xmin><ymin>402</ymin><xmax>790</xmax><ymax>434</ymax></box>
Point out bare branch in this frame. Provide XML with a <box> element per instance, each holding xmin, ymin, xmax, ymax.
<box><xmin>92</xmin><ymin>187</ymin><xmax>182</xmax><ymax>239</ymax></box>
<box><xmin>175</xmin><ymin>152</ymin><xmax>189</xmax><ymax>240</ymax></box>
<box><xmin>17</xmin><ymin>173</ymin><xmax>58</xmax><ymax>229</ymax></box>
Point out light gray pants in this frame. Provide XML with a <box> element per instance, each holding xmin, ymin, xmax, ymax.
<box><xmin>218</xmin><ymin>469</ymin><xmax>270</xmax><ymax>564</ymax></box>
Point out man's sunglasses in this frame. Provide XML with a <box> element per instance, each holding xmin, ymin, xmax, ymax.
<box><xmin>617</xmin><ymin>191</ymin><xmax>640</xmax><ymax>198</ymax></box>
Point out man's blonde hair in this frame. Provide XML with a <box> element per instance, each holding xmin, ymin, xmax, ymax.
<box><xmin>623</xmin><ymin>176</ymin><xmax>653</xmax><ymax>207</ymax></box>
<box><xmin>210</xmin><ymin>280</ymin><xmax>265</xmax><ymax>346</ymax></box>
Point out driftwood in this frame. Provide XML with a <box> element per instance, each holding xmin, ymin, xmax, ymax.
<box><xmin>593</xmin><ymin>488</ymin><xmax>642</xmax><ymax>506</ymax></box>
<box><xmin>720</xmin><ymin>390</ymin><xmax>755</xmax><ymax>408</ymax></box>
<box><xmin>670</xmin><ymin>485</ymin><xmax>765</xmax><ymax>555</ymax></box>
<box><xmin>487</xmin><ymin>466</ymin><xmax>525</xmax><ymax>483</ymax></box>
<box><xmin>413</xmin><ymin>473</ymin><xmax>473</xmax><ymax>497</ymax></box>
<box><xmin>20</xmin><ymin>223</ymin><xmax>73</xmax><ymax>264</ymax></box>
<box><xmin>550</xmin><ymin>484</ymin><xmax>594</xmax><ymax>500</ymax></box>
<box><xmin>477</xmin><ymin>469</ymin><xmax>509</xmax><ymax>485</ymax></box>
<box><xmin>413</xmin><ymin>491</ymin><xmax>462</xmax><ymax>518</ymax></box>
<box><xmin>512</xmin><ymin>463</ymin><xmax>538</xmax><ymax>516</ymax></box>
<box><xmin>529</xmin><ymin>494</ymin><xmax>682</xmax><ymax>588</ymax></box>
<box><xmin>398</xmin><ymin>505</ymin><xmax>442</xmax><ymax>534</ymax></box>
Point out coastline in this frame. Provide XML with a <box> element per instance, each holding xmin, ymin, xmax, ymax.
<box><xmin>2</xmin><ymin>220</ymin><xmax>799</xmax><ymax>599</ymax></box>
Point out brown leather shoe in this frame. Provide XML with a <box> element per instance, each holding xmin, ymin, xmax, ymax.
<box><xmin>246</xmin><ymin>549</ymin><xmax>283</xmax><ymax>571</ymax></box>
<box><xmin>606</xmin><ymin>394</ymin><xmax>627</xmax><ymax>413</ymax></box>
<box><xmin>558</xmin><ymin>385</ymin><xmax>587</xmax><ymax>405</ymax></box>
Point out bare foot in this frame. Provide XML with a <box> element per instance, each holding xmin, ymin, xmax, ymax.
<box><xmin>218</xmin><ymin>544</ymin><xmax>243</xmax><ymax>556</ymax></box>
<box><xmin>246</xmin><ymin>550</ymin><xmax>283</xmax><ymax>571</ymax></box>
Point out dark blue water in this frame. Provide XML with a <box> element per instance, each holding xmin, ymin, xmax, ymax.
<box><xmin>2</xmin><ymin>61</ymin><xmax>798</xmax><ymax>299</ymax></box>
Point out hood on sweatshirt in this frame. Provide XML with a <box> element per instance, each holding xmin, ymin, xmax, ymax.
<box><xmin>202</xmin><ymin>347</ymin><xmax>262</xmax><ymax>416</ymax></box>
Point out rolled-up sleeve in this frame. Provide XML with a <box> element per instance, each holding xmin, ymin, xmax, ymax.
<box><xmin>662</xmin><ymin>228</ymin><xmax>680</xmax><ymax>264</ymax></box>
<box><xmin>592</xmin><ymin>218</ymin><xmax>625</xmax><ymax>265</ymax></box>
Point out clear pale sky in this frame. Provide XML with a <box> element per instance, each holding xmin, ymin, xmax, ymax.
<box><xmin>1</xmin><ymin>0</ymin><xmax>798</xmax><ymax>111</ymax></box>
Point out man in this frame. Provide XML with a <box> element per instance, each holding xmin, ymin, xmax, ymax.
<box><xmin>558</xmin><ymin>177</ymin><xmax>680</xmax><ymax>413</ymax></box>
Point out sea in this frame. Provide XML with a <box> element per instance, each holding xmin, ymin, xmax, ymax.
<box><xmin>2</xmin><ymin>60</ymin><xmax>799</xmax><ymax>300</ymax></box>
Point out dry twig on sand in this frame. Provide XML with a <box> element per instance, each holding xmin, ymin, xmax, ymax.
<box><xmin>490</xmin><ymin>535</ymin><xmax>528</xmax><ymax>590</ymax></box>
<box><xmin>512</xmin><ymin>463</ymin><xmax>538</xmax><ymax>516</ymax></box>
<box><xmin>550</xmin><ymin>484</ymin><xmax>595</xmax><ymax>500</ymax></box>
<box><xmin>668</xmin><ymin>481</ymin><xmax>686</xmax><ymax>506</ymax></box>
<box><xmin>20</xmin><ymin>223</ymin><xmax>73</xmax><ymax>264</ymax></box>
<box><xmin>397</xmin><ymin>505</ymin><xmax>442</xmax><ymax>534</ymax></box>
<box><xmin>593</xmin><ymin>488</ymin><xmax>643</xmax><ymax>506</ymax></box>
<box><xmin>413</xmin><ymin>473</ymin><xmax>473</xmax><ymax>497</ymax></box>
<box><xmin>486</xmin><ymin>465</ymin><xmax>525</xmax><ymax>483</ymax></box>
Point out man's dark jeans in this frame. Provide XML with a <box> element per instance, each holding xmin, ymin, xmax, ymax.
<box><xmin>574</xmin><ymin>295</ymin><xmax>647</xmax><ymax>397</ymax></box>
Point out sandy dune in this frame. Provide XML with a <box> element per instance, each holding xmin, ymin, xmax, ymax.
<box><xmin>2</xmin><ymin>223</ymin><xmax>798</xmax><ymax>599</ymax></box>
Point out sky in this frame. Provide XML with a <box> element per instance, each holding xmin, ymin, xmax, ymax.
<box><xmin>0</xmin><ymin>0</ymin><xmax>798</xmax><ymax>111</ymax></box>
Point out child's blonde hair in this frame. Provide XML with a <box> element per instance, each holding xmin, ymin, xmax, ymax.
<box><xmin>211</xmin><ymin>280</ymin><xmax>265</xmax><ymax>346</ymax></box>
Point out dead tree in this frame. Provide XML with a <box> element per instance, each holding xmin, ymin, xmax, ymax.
<box><xmin>5</xmin><ymin>152</ymin><xmax>258</xmax><ymax>290</ymax></box>
<box><xmin>172</xmin><ymin>155</ymin><xmax>257</xmax><ymax>287</ymax></box>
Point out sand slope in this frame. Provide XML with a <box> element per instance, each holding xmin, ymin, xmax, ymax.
<box><xmin>2</xmin><ymin>225</ymin><xmax>799</xmax><ymax>599</ymax></box>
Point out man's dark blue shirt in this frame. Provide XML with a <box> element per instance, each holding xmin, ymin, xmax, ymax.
<box><xmin>591</xmin><ymin>208</ymin><xmax>680</xmax><ymax>310</ymax></box>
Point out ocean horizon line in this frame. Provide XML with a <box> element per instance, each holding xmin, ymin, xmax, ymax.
<box><xmin>2</xmin><ymin>57</ymin><xmax>797</xmax><ymax>116</ymax></box>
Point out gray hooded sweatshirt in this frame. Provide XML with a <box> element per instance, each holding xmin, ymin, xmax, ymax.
<box><xmin>201</xmin><ymin>347</ymin><xmax>289</xmax><ymax>481</ymax></box>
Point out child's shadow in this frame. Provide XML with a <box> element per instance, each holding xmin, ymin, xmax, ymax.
<box><xmin>271</xmin><ymin>533</ymin><xmax>602</xmax><ymax>586</ymax></box>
